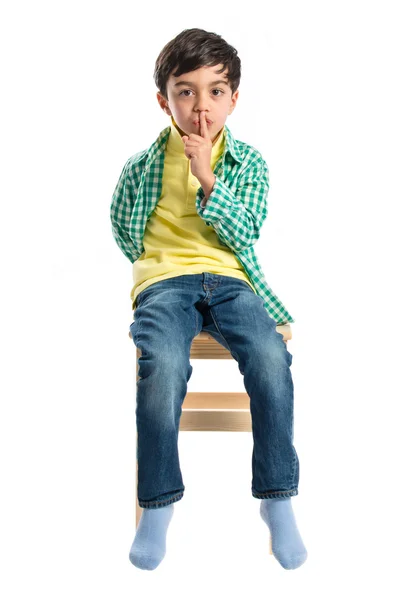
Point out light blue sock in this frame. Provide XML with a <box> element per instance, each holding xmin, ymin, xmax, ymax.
<box><xmin>129</xmin><ymin>504</ymin><xmax>174</xmax><ymax>570</ymax></box>
<box><xmin>260</xmin><ymin>497</ymin><xmax>308</xmax><ymax>569</ymax></box>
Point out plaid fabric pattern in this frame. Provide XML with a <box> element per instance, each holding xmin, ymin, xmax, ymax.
<box><xmin>110</xmin><ymin>123</ymin><xmax>295</xmax><ymax>325</ymax></box>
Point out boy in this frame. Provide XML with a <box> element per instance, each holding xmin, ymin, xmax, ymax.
<box><xmin>110</xmin><ymin>28</ymin><xmax>307</xmax><ymax>571</ymax></box>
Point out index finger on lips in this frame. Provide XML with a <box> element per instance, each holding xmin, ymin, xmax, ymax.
<box><xmin>200</xmin><ymin>111</ymin><xmax>210</xmax><ymax>139</ymax></box>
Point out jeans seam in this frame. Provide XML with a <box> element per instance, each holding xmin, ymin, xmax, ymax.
<box><xmin>138</xmin><ymin>492</ymin><xmax>183</xmax><ymax>508</ymax></box>
<box><xmin>252</xmin><ymin>488</ymin><xmax>298</xmax><ymax>498</ymax></box>
<box><xmin>290</xmin><ymin>412</ymin><xmax>297</xmax><ymax>488</ymax></box>
<box><xmin>209</xmin><ymin>307</ymin><xmax>240</xmax><ymax>362</ymax></box>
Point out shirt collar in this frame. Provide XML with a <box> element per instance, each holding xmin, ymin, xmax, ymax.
<box><xmin>140</xmin><ymin>117</ymin><xmax>244</xmax><ymax>168</ymax></box>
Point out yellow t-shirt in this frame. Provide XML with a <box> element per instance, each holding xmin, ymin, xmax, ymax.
<box><xmin>131</xmin><ymin>116</ymin><xmax>256</xmax><ymax>308</ymax></box>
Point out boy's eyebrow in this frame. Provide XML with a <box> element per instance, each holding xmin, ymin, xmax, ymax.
<box><xmin>173</xmin><ymin>79</ymin><xmax>229</xmax><ymax>87</ymax></box>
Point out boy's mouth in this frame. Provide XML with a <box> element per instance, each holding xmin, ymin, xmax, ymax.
<box><xmin>193</xmin><ymin>119</ymin><xmax>212</xmax><ymax>126</ymax></box>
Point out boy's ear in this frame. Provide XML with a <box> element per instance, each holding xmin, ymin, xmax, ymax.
<box><xmin>156</xmin><ymin>92</ymin><xmax>172</xmax><ymax>116</ymax></box>
<box><xmin>228</xmin><ymin>89</ymin><xmax>239</xmax><ymax>115</ymax></box>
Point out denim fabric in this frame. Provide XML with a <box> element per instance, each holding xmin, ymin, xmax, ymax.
<box><xmin>129</xmin><ymin>273</ymin><xmax>299</xmax><ymax>509</ymax></box>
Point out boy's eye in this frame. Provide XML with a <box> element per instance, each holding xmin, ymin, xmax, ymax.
<box><xmin>178</xmin><ymin>89</ymin><xmax>224</xmax><ymax>97</ymax></box>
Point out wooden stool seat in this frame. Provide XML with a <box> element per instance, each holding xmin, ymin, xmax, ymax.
<box><xmin>129</xmin><ymin>324</ymin><xmax>292</xmax><ymax>533</ymax></box>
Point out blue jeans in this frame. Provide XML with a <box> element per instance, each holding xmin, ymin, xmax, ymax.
<box><xmin>129</xmin><ymin>272</ymin><xmax>299</xmax><ymax>509</ymax></box>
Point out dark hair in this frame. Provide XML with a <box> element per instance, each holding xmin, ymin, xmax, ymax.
<box><xmin>154</xmin><ymin>28</ymin><xmax>241</xmax><ymax>100</ymax></box>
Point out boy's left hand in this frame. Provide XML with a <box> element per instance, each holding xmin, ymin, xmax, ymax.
<box><xmin>181</xmin><ymin>111</ymin><xmax>213</xmax><ymax>181</ymax></box>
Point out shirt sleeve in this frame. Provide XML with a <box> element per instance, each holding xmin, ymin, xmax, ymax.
<box><xmin>195</xmin><ymin>156</ymin><xmax>269</xmax><ymax>253</ymax></box>
<box><xmin>110</xmin><ymin>160</ymin><xmax>138</xmax><ymax>264</ymax></box>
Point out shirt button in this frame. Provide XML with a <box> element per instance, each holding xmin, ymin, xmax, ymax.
<box><xmin>190</xmin><ymin>178</ymin><xmax>199</xmax><ymax>187</ymax></box>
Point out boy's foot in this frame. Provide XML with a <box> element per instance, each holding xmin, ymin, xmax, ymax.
<box><xmin>260</xmin><ymin>497</ymin><xmax>308</xmax><ymax>569</ymax></box>
<box><xmin>129</xmin><ymin>504</ymin><xmax>174</xmax><ymax>570</ymax></box>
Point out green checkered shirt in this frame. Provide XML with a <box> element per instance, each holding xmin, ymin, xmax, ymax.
<box><xmin>110</xmin><ymin>123</ymin><xmax>294</xmax><ymax>325</ymax></box>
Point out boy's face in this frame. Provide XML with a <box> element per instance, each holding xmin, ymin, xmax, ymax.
<box><xmin>157</xmin><ymin>64</ymin><xmax>239</xmax><ymax>143</ymax></box>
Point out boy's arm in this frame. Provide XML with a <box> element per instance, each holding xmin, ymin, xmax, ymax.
<box><xmin>196</xmin><ymin>155</ymin><xmax>269</xmax><ymax>253</ymax></box>
<box><xmin>110</xmin><ymin>160</ymin><xmax>138</xmax><ymax>263</ymax></box>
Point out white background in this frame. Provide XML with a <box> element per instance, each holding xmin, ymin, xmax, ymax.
<box><xmin>1</xmin><ymin>0</ymin><xmax>397</xmax><ymax>597</ymax></box>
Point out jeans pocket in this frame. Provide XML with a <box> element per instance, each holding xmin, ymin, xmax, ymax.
<box><xmin>135</xmin><ymin>289</ymin><xmax>147</xmax><ymax>308</ymax></box>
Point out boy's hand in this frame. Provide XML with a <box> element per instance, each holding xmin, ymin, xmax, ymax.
<box><xmin>181</xmin><ymin>111</ymin><xmax>214</xmax><ymax>182</ymax></box>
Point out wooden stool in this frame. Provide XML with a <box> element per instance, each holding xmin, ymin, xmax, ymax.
<box><xmin>129</xmin><ymin>324</ymin><xmax>292</xmax><ymax>554</ymax></box>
